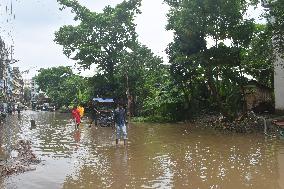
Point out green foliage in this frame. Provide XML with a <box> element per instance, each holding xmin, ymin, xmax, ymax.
<box><xmin>50</xmin><ymin>0</ymin><xmax>276</xmax><ymax>122</ymax></box>
<box><xmin>35</xmin><ymin>66</ymin><xmax>89</xmax><ymax>107</ymax></box>
<box><xmin>89</xmin><ymin>43</ymin><xmax>169</xmax><ymax>117</ymax></box>
<box><xmin>55</xmin><ymin>0</ymin><xmax>177</xmax><ymax>120</ymax></box>
<box><xmin>55</xmin><ymin>0</ymin><xmax>142</xmax><ymax>87</ymax></box>
<box><xmin>35</xmin><ymin>66</ymin><xmax>73</xmax><ymax>92</ymax></box>
<box><xmin>116</xmin><ymin>44</ymin><xmax>165</xmax><ymax>101</ymax></box>
<box><xmin>131</xmin><ymin>115</ymin><xmax>173</xmax><ymax>123</ymax></box>
<box><xmin>263</xmin><ymin>0</ymin><xmax>284</xmax><ymax>55</ymax></box>
<box><xmin>164</xmin><ymin>0</ymin><xmax>260</xmax><ymax>119</ymax></box>
<box><xmin>142</xmin><ymin>76</ymin><xmax>186</xmax><ymax>121</ymax></box>
<box><xmin>242</xmin><ymin>24</ymin><xmax>274</xmax><ymax>87</ymax></box>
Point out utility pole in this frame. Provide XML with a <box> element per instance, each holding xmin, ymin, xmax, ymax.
<box><xmin>262</xmin><ymin>0</ymin><xmax>284</xmax><ymax>113</ymax></box>
<box><xmin>10</xmin><ymin>45</ymin><xmax>13</xmax><ymax>61</ymax></box>
<box><xmin>125</xmin><ymin>73</ymin><xmax>133</xmax><ymax>118</ymax></box>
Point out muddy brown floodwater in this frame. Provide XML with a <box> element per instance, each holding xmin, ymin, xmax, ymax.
<box><xmin>0</xmin><ymin>110</ymin><xmax>284</xmax><ymax>189</ymax></box>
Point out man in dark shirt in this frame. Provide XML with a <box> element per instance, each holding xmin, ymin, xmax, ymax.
<box><xmin>114</xmin><ymin>104</ymin><xmax>127</xmax><ymax>145</ymax></box>
<box><xmin>89</xmin><ymin>101</ymin><xmax>99</xmax><ymax>128</ymax></box>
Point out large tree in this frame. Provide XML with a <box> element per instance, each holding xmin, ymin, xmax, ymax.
<box><xmin>88</xmin><ymin>43</ymin><xmax>166</xmax><ymax>116</ymax></box>
<box><xmin>242</xmin><ymin>24</ymin><xmax>274</xmax><ymax>87</ymax></box>
<box><xmin>35</xmin><ymin>66</ymin><xmax>88</xmax><ymax>107</ymax></box>
<box><xmin>263</xmin><ymin>0</ymin><xmax>284</xmax><ymax>54</ymax></box>
<box><xmin>116</xmin><ymin>44</ymin><xmax>165</xmax><ymax>116</ymax></box>
<box><xmin>165</xmin><ymin>0</ymin><xmax>257</xmax><ymax>119</ymax></box>
<box><xmin>55</xmin><ymin>0</ymin><xmax>141</xmax><ymax>88</ymax></box>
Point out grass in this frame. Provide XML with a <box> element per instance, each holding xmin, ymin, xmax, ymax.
<box><xmin>130</xmin><ymin>115</ymin><xmax>173</xmax><ymax>123</ymax></box>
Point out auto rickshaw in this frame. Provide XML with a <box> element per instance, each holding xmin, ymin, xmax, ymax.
<box><xmin>93</xmin><ymin>98</ymin><xmax>115</xmax><ymax>127</ymax></box>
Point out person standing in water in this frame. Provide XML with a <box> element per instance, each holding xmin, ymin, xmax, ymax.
<box><xmin>114</xmin><ymin>104</ymin><xmax>127</xmax><ymax>145</ymax></box>
<box><xmin>72</xmin><ymin>106</ymin><xmax>81</xmax><ymax>129</ymax></box>
<box><xmin>89</xmin><ymin>101</ymin><xmax>99</xmax><ymax>128</ymax></box>
<box><xmin>16</xmin><ymin>105</ymin><xmax>21</xmax><ymax>114</ymax></box>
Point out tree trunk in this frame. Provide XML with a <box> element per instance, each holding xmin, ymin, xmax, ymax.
<box><xmin>125</xmin><ymin>74</ymin><xmax>133</xmax><ymax>117</ymax></box>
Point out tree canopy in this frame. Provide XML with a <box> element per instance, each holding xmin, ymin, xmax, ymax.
<box><xmin>164</xmin><ymin>0</ymin><xmax>267</xmax><ymax>119</ymax></box>
<box><xmin>47</xmin><ymin>0</ymin><xmax>279</xmax><ymax>121</ymax></box>
<box><xmin>263</xmin><ymin>0</ymin><xmax>284</xmax><ymax>54</ymax></box>
<box><xmin>35</xmin><ymin>66</ymin><xmax>89</xmax><ymax>107</ymax></box>
<box><xmin>55</xmin><ymin>0</ymin><xmax>142</xmax><ymax>85</ymax></box>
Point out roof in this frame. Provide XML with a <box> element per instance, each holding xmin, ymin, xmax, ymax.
<box><xmin>245</xmin><ymin>80</ymin><xmax>272</xmax><ymax>91</ymax></box>
<box><xmin>272</xmin><ymin>120</ymin><xmax>284</xmax><ymax>128</ymax></box>
<box><xmin>93</xmin><ymin>98</ymin><xmax>114</xmax><ymax>103</ymax></box>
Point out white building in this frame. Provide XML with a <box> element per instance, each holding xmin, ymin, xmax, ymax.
<box><xmin>11</xmin><ymin>67</ymin><xmax>24</xmax><ymax>102</ymax></box>
<box><xmin>274</xmin><ymin>53</ymin><xmax>284</xmax><ymax>112</ymax></box>
<box><xmin>30</xmin><ymin>77</ymin><xmax>39</xmax><ymax>102</ymax></box>
<box><xmin>262</xmin><ymin>0</ymin><xmax>284</xmax><ymax>113</ymax></box>
<box><xmin>23</xmin><ymin>79</ymin><xmax>31</xmax><ymax>89</ymax></box>
<box><xmin>0</xmin><ymin>37</ymin><xmax>13</xmax><ymax>102</ymax></box>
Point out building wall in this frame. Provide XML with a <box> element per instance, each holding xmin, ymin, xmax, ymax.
<box><xmin>0</xmin><ymin>36</ymin><xmax>24</xmax><ymax>104</ymax></box>
<box><xmin>6</xmin><ymin>65</ymin><xmax>13</xmax><ymax>101</ymax></box>
<box><xmin>0</xmin><ymin>37</ymin><xmax>10</xmax><ymax>101</ymax></box>
<box><xmin>12</xmin><ymin>67</ymin><xmax>24</xmax><ymax>102</ymax></box>
<box><xmin>23</xmin><ymin>79</ymin><xmax>31</xmax><ymax>89</ymax></box>
<box><xmin>31</xmin><ymin>77</ymin><xmax>39</xmax><ymax>102</ymax></box>
<box><xmin>274</xmin><ymin>53</ymin><xmax>284</xmax><ymax>112</ymax></box>
<box><xmin>244</xmin><ymin>86</ymin><xmax>273</xmax><ymax>111</ymax></box>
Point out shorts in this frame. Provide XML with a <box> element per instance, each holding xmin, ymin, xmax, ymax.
<box><xmin>116</xmin><ymin>123</ymin><xmax>127</xmax><ymax>140</ymax></box>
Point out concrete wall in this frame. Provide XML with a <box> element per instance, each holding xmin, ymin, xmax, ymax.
<box><xmin>274</xmin><ymin>53</ymin><xmax>284</xmax><ymax>112</ymax></box>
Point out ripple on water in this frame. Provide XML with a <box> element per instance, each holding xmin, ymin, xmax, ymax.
<box><xmin>1</xmin><ymin>111</ymin><xmax>284</xmax><ymax>189</ymax></box>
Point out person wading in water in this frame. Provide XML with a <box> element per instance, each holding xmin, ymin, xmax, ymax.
<box><xmin>89</xmin><ymin>101</ymin><xmax>99</xmax><ymax>128</ymax></box>
<box><xmin>114</xmin><ymin>104</ymin><xmax>127</xmax><ymax>145</ymax></box>
<box><xmin>72</xmin><ymin>106</ymin><xmax>81</xmax><ymax>129</ymax></box>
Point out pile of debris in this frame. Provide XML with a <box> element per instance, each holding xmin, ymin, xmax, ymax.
<box><xmin>193</xmin><ymin>112</ymin><xmax>266</xmax><ymax>133</ymax></box>
<box><xmin>0</xmin><ymin>140</ymin><xmax>40</xmax><ymax>177</ymax></box>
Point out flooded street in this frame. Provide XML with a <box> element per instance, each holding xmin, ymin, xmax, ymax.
<box><xmin>0</xmin><ymin>110</ymin><xmax>284</xmax><ymax>189</ymax></box>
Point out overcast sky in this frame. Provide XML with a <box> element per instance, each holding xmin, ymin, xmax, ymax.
<box><xmin>0</xmin><ymin>0</ymin><xmax>173</xmax><ymax>79</ymax></box>
<box><xmin>0</xmin><ymin>0</ymin><xmax>265</xmax><ymax>79</ymax></box>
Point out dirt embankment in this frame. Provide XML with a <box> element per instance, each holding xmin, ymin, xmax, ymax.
<box><xmin>0</xmin><ymin>140</ymin><xmax>40</xmax><ymax>177</ymax></box>
<box><xmin>192</xmin><ymin>112</ymin><xmax>274</xmax><ymax>133</ymax></box>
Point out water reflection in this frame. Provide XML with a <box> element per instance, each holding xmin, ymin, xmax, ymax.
<box><xmin>73</xmin><ymin>130</ymin><xmax>81</xmax><ymax>144</ymax></box>
<box><xmin>0</xmin><ymin>111</ymin><xmax>283</xmax><ymax>189</ymax></box>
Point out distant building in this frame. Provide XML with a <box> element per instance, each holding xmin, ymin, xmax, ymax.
<box><xmin>0</xmin><ymin>36</ymin><xmax>24</xmax><ymax>105</ymax></box>
<box><xmin>11</xmin><ymin>67</ymin><xmax>24</xmax><ymax>103</ymax></box>
<box><xmin>30</xmin><ymin>77</ymin><xmax>39</xmax><ymax>103</ymax></box>
<box><xmin>6</xmin><ymin>64</ymin><xmax>13</xmax><ymax>102</ymax></box>
<box><xmin>23</xmin><ymin>79</ymin><xmax>31</xmax><ymax>89</ymax></box>
<box><xmin>0</xmin><ymin>37</ymin><xmax>11</xmax><ymax>102</ymax></box>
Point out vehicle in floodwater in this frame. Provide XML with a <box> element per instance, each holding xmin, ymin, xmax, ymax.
<box><xmin>93</xmin><ymin>97</ymin><xmax>115</xmax><ymax>127</ymax></box>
